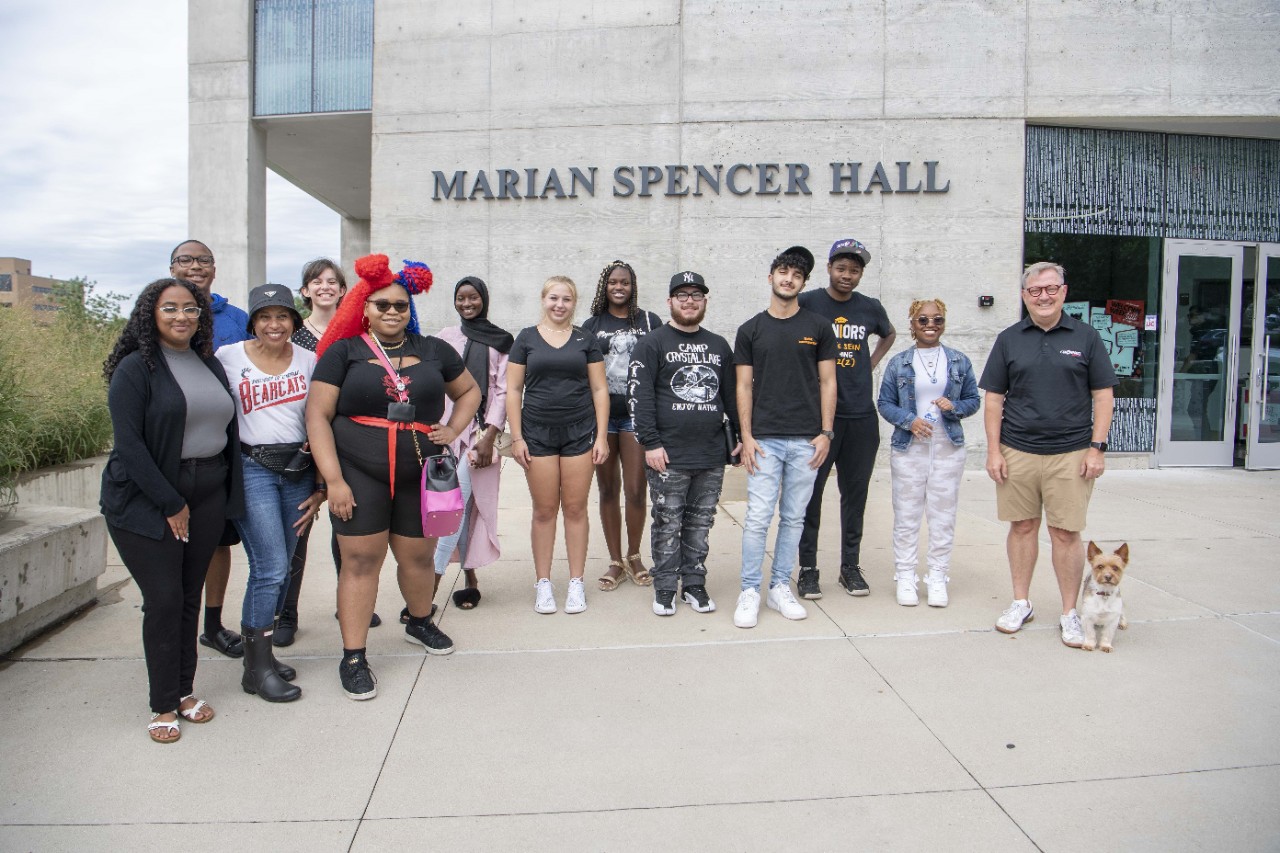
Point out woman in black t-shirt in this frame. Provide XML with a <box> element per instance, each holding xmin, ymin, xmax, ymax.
<box><xmin>580</xmin><ymin>260</ymin><xmax>663</xmax><ymax>591</ymax></box>
<box><xmin>307</xmin><ymin>254</ymin><xmax>480</xmax><ymax>701</ymax></box>
<box><xmin>507</xmin><ymin>276</ymin><xmax>609</xmax><ymax>616</ymax></box>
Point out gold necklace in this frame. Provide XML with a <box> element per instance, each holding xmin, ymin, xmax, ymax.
<box><xmin>373</xmin><ymin>335</ymin><xmax>406</xmax><ymax>351</ymax></box>
<box><xmin>539</xmin><ymin>324</ymin><xmax>571</xmax><ymax>334</ymax></box>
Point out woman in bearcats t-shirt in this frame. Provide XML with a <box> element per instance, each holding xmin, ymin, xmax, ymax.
<box><xmin>507</xmin><ymin>275</ymin><xmax>609</xmax><ymax>616</ymax></box>
<box><xmin>579</xmin><ymin>260</ymin><xmax>663</xmax><ymax>591</ymax></box>
<box><xmin>216</xmin><ymin>284</ymin><xmax>322</xmax><ymax>704</ymax></box>
<box><xmin>307</xmin><ymin>254</ymin><xmax>480</xmax><ymax>702</ymax></box>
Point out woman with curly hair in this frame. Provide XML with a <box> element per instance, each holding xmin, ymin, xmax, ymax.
<box><xmin>306</xmin><ymin>254</ymin><xmax>480</xmax><ymax>700</ymax></box>
<box><xmin>580</xmin><ymin>261</ymin><xmax>662</xmax><ymax>590</ymax></box>
<box><xmin>100</xmin><ymin>278</ymin><xmax>244</xmax><ymax>742</ymax></box>
<box><xmin>876</xmin><ymin>298</ymin><xmax>980</xmax><ymax>608</ymax></box>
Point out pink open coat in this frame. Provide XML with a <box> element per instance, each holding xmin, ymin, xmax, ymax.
<box><xmin>436</xmin><ymin>326</ymin><xmax>507</xmax><ymax>569</ymax></box>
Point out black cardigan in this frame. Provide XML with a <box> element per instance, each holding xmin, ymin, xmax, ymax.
<box><xmin>99</xmin><ymin>349</ymin><xmax>245</xmax><ymax>540</ymax></box>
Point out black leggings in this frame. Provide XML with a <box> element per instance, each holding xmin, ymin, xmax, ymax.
<box><xmin>108</xmin><ymin>458</ymin><xmax>228</xmax><ymax>714</ymax></box>
<box><xmin>281</xmin><ymin>522</ymin><xmax>342</xmax><ymax>611</ymax></box>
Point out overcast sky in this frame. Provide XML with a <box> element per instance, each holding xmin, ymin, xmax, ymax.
<box><xmin>0</xmin><ymin>1</ymin><xmax>337</xmax><ymax>304</ymax></box>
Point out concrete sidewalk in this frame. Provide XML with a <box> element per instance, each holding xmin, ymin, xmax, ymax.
<box><xmin>2</xmin><ymin>466</ymin><xmax>1278</xmax><ymax>851</ymax></box>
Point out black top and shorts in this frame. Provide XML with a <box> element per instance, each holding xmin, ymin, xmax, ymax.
<box><xmin>509</xmin><ymin>326</ymin><xmax>604</xmax><ymax>457</ymax></box>
<box><xmin>312</xmin><ymin>334</ymin><xmax>465</xmax><ymax>537</ymax></box>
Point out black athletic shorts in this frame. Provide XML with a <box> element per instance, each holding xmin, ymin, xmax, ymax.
<box><xmin>523</xmin><ymin>414</ymin><xmax>596</xmax><ymax>458</ymax></box>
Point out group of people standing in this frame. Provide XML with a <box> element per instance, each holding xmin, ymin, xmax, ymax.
<box><xmin>100</xmin><ymin>235</ymin><xmax>1117</xmax><ymax>743</ymax></box>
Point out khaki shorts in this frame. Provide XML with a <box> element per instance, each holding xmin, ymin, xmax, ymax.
<box><xmin>995</xmin><ymin>445</ymin><xmax>1095</xmax><ymax>532</ymax></box>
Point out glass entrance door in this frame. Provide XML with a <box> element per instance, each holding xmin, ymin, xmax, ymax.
<box><xmin>1245</xmin><ymin>245</ymin><xmax>1280</xmax><ymax>469</ymax></box>
<box><xmin>1156</xmin><ymin>241</ymin><xmax>1243</xmax><ymax>466</ymax></box>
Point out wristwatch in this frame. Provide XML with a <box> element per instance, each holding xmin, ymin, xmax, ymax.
<box><xmin>1089</xmin><ymin>441</ymin><xmax>1108</xmax><ymax>452</ymax></box>
<box><xmin>821</xmin><ymin>429</ymin><xmax>835</xmax><ymax>440</ymax></box>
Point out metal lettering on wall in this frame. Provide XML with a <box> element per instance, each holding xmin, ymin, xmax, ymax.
<box><xmin>1108</xmin><ymin>397</ymin><xmax>1157</xmax><ymax>453</ymax></box>
<box><xmin>430</xmin><ymin>161</ymin><xmax>950</xmax><ymax>201</ymax></box>
<box><xmin>1025</xmin><ymin>126</ymin><xmax>1280</xmax><ymax>242</ymax></box>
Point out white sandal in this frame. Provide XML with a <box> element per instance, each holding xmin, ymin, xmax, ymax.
<box><xmin>178</xmin><ymin>695</ymin><xmax>215</xmax><ymax>723</ymax></box>
<box><xmin>148</xmin><ymin>714</ymin><xmax>180</xmax><ymax>744</ymax></box>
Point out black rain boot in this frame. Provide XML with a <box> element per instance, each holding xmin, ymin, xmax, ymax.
<box><xmin>241</xmin><ymin>624</ymin><xmax>301</xmax><ymax>702</ymax></box>
<box><xmin>271</xmin><ymin>641</ymin><xmax>296</xmax><ymax>682</ymax></box>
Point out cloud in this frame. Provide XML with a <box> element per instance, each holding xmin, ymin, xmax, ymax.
<box><xmin>0</xmin><ymin>1</ymin><xmax>337</xmax><ymax>305</ymax></box>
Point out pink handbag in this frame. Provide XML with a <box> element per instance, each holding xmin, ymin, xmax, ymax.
<box><xmin>420</xmin><ymin>447</ymin><xmax>464</xmax><ymax>538</ymax></box>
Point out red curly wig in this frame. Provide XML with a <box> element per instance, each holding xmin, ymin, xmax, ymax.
<box><xmin>315</xmin><ymin>253</ymin><xmax>433</xmax><ymax>358</ymax></box>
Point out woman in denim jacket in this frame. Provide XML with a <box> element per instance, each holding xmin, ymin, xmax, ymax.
<box><xmin>876</xmin><ymin>299</ymin><xmax>980</xmax><ymax>608</ymax></box>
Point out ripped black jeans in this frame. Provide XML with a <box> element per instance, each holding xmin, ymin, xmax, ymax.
<box><xmin>645</xmin><ymin>466</ymin><xmax>725</xmax><ymax>593</ymax></box>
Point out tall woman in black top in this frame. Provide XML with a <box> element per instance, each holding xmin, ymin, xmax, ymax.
<box><xmin>580</xmin><ymin>261</ymin><xmax>663</xmax><ymax>590</ymax></box>
<box><xmin>100</xmin><ymin>278</ymin><xmax>244</xmax><ymax>743</ymax></box>
<box><xmin>507</xmin><ymin>276</ymin><xmax>610</xmax><ymax>616</ymax></box>
<box><xmin>307</xmin><ymin>254</ymin><xmax>479</xmax><ymax>701</ymax></box>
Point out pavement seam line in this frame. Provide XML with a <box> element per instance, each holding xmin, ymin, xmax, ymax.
<box><xmin>983</xmin><ymin>761</ymin><xmax>1280</xmax><ymax>790</ymax></box>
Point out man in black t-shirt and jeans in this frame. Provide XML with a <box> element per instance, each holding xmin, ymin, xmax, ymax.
<box><xmin>733</xmin><ymin>247</ymin><xmax>837</xmax><ymax>628</ymax></box>
<box><xmin>796</xmin><ymin>238</ymin><xmax>896</xmax><ymax>599</ymax></box>
<box><xmin>629</xmin><ymin>271</ymin><xmax>739</xmax><ymax>616</ymax></box>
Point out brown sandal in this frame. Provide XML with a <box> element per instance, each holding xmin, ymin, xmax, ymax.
<box><xmin>623</xmin><ymin>554</ymin><xmax>653</xmax><ymax>586</ymax></box>
<box><xmin>598</xmin><ymin>559</ymin><xmax>629</xmax><ymax>591</ymax></box>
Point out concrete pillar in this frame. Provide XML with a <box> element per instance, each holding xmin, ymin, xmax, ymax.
<box><xmin>187</xmin><ymin>0</ymin><xmax>265</xmax><ymax>311</ymax></box>
<box><xmin>341</xmin><ymin>217</ymin><xmax>371</xmax><ymax>271</ymax></box>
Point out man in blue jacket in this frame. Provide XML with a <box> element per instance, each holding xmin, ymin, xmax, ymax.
<box><xmin>169</xmin><ymin>240</ymin><xmax>250</xmax><ymax>657</ymax></box>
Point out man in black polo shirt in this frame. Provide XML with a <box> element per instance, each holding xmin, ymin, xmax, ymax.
<box><xmin>980</xmin><ymin>262</ymin><xmax>1117</xmax><ymax>648</ymax></box>
<box><xmin>796</xmin><ymin>238</ymin><xmax>896</xmax><ymax>599</ymax></box>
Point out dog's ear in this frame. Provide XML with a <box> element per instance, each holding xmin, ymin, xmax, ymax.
<box><xmin>1115</xmin><ymin>543</ymin><xmax>1129</xmax><ymax>564</ymax></box>
<box><xmin>1087</xmin><ymin>541</ymin><xmax>1102</xmax><ymax>560</ymax></box>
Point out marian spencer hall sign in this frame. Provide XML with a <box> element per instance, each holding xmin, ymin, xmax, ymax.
<box><xmin>432</xmin><ymin>160</ymin><xmax>951</xmax><ymax>201</ymax></box>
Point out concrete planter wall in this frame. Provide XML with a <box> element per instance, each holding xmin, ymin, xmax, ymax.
<box><xmin>0</xmin><ymin>457</ymin><xmax>107</xmax><ymax>656</ymax></box>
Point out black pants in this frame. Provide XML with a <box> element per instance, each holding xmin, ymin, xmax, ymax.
<box><xmin>799</xmin><ymin>415</ymin><xmax>879</xmax><ymax>568</ymax></box>
<box><xmin>282</xmin><ymin>523</ymin><xmax>343</xmax><ymax>610</ymax></box>
<box><xmin>108</xmin><ymin>458</ymin><xmax>228</xmax><ymax>714</ymax></box>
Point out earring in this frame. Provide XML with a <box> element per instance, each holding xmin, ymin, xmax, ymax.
<box><xmin>361</xmin><ymin>316</ymin><xmax>370</xmax><ymax>332</ymax></box>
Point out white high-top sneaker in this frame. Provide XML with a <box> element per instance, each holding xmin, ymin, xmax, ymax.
<box><xmin>926</xmin><ymin>568</ymin><xmax>949</xmax><ymax>607</ymax></box>
<box><xmin>895</xmin><ymin>570</ymin><xmax>919</xmax><ymax>606</ymax></box>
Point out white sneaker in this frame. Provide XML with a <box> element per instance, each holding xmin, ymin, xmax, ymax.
<box><xmin>534</xmin><ymin>579</ymin><xmax>556</xmax><ymax>614</ymax></box>
<box><xmin>565</xmin><ymin>578</ymin><xmax>587</xmax><ymax>614</ymax></box>
<box><xmin>926</xmin><ymin>570</ymin><xmax>949</xmax><ymax>607</ymax></box>
<box><xmin>1060</xmin><ymin>610</ymin><xmax>1084</xmax><ymax>648</ymax></box>
<box><xmin>733</xmin><ymin>588</ymin><xmax>760</xmax><ymax>628</ymax></box>
<box><xmin>895</xmin><ymin>572</ymin><xmax>919</xmax><ymax>606</ymax></box>
<box><xmin>766</xmin><ymin>583</ymin><xmax>807</xmax><ymax>620</ymax></box>
<box><xmin>995</xmin><ymin>599</ymin><xmax>1033</xmax><ymax>633</ymax></box>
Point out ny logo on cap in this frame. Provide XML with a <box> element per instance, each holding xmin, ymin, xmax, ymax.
<box><xmin>683</xmin><ymin>273</ymin><xmax>696</xmax><ymax>283</ymax></box>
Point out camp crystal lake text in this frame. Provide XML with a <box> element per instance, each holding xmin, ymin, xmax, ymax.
<box><xmin>431</xmin><ymin>161</ymin><xmax>951</xmax><ymax>201</ymax></box>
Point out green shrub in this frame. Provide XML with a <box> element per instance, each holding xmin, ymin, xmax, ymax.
<box><xmin>0</xmin><ymin>278</ymin><xmax>124</xmax><ymax>495</ymax></box>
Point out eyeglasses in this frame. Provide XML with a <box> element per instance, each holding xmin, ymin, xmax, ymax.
<box><xmin>367</xmin><ymin>299</ymin><xmax>411</xmax><ymax>314</ymax></box>
<box><xmin>672</xmin><ymin>291</ymin><xmax>706</xmax><ymax>303</ymax></box>
<box><xmin>914</xmin><ymin>315</ymin><xmax>945</xmax><ymax>326</ymax></box>
<box><xmin>1023</xmin><ymin>284</ymin><xmax>1063</xmax><ymax>297</ymax></box>
<box><xmin>158</xmin><ymin>305</ymin><xmax>202</xmax><ymax>317</ymax></box>
<box><xmin>172</xmin><ymin>255</ymin><xmax>215</xmax><ymax>267</ymax></box>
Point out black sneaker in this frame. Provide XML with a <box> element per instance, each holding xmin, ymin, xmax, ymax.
<box><xmin>273</xmin><ymin>607</ymin><xmax>298</xmax><ymax>647</ymax></box>
<box><xmin>680</xmin><ymin>585</ymin><xmax>716</xmax><ymax>613</ymax></box>
<box><xmin>653</xmin><ymin>588</ymin><xmax>677</xmax><ymax>616</ymax></box>
<box><xmin>405</xmin><ymin>619</ymin><xmax>455</xmax><ymax>655</ymax></box>
<box><xmin>838</xmin><ymin>564</ymin><xmax>870</xmax><ymax>596</ymax></box>
<box><xmin>797</xmin><ymin>567</ymin><xmax>823</xmax><ymax>600</ymax></box>
<box><xmin>338</xmin><ymin>652</ymin><xmax>377</xmax><ymax>700</ymax></box>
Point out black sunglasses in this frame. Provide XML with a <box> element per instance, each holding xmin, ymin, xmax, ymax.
<box><xmin>367</xmin><ymin>299</ymin><xmax>411</xmax><ymax>314</ymax></box>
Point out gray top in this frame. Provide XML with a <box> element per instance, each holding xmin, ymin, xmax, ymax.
<box><xmin>162</xmin><ymin>345</ymin><xmax>235</xmax><ymax>459</ymax></box>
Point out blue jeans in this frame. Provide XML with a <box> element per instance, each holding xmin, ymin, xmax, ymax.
<box><xmin>740</xmin><ymin>438</ymin><xmax>820</xmax><ymax>590</ymax></box>
<box><xmin>235</xmin><ymin>456</ymin><xmax>313</xmax><ymax>627</ymax></box>
<box><xmin>434</xmin><ymin>455</ymin><xmax>473</xmax><ymax>574</ymax></box>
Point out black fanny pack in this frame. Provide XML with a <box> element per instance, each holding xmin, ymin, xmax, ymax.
<box><xmin>240</xmin><ymin>442</ymin><xmax>313</xmax><ymax>481</ymax></box>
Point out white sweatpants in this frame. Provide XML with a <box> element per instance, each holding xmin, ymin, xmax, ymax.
<box><xmin>889</xmin><ymin>429</ymin><xmax>966</xmax><ymax>577</ymax></box>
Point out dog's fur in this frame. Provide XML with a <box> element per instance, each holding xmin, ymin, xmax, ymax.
<box><xmin>1078</xmin><ymin>542</ymin><xmax>1128</xmax><ymax>652</ymax></box>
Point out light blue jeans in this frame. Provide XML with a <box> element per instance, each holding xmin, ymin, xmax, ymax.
<box><xmin>740</xmin><ymin>437</ymin><xmax>820</xmax><ymax>591</ymax></box>
<box><xmin>235</xmin><ymin>456</ymin><xmax>313</xmax><ymax>628</ymax></box>
<box><xmin>434</xmin><ymin>456</ymin><xmax>473</xmax><ymax>574</ymax></box>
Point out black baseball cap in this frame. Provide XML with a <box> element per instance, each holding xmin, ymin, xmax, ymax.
<box><xmin>777</xmin><ymin>245</ymin><xmax>815</xmax><ymax>278</ymax></box>
<box><xmin>829</xmin><ymin>238</ymin><xmax>871</xmax><ymax>266</ymax></box>
<box><xmin>669</xmin><ymin>271</ymin><xmax>709</xmax><ymax>294</ymax></box>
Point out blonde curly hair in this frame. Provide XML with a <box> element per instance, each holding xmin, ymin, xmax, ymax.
<box><xmin>908</xmin><ymin>298</ymin><xmax>947</xmax><ymax>342</ymax></box>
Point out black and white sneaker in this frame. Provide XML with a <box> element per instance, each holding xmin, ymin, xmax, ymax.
<box><xmin>653</xmin><ymin>588</ymin><xmax>677</xmax><ymax>616</ymax></box>
<box><xmin>797</xmin><ymin>567</ymin><xmax>823</xmax><ymax>600</ymax></box>
<box><xmin>681</xmin><ymin>585</ymin><xmax>716</xmax><ymax>613</ymax></box>
<box><xmin>338</xmin><ymin>652</ymin><xmax>377</xmax><ymax>701</ymax></box>
<box><xmin>405</xmin><ymin>619</ymin><xmax>455</xmax><ymax>655</ymax></box>
<box><xmin>838</xmin><ymin>564</ymin><xmax>870</xmax><ymax>596</ymax></box>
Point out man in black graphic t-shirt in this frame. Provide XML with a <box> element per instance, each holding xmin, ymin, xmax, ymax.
<box><xmin>796</xmin><ymin>238</ymin><xmax>896</xmax><ymax>599</ymax></box>
<box><xmin>732</xmin><ymin>246</ymin><xmax>837</xmax><ymax>629</ymax></box>
<box><xmin>629</xmin><ymin>271</ymin><xmax>738</xmax><ymax>616</ymax></box>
